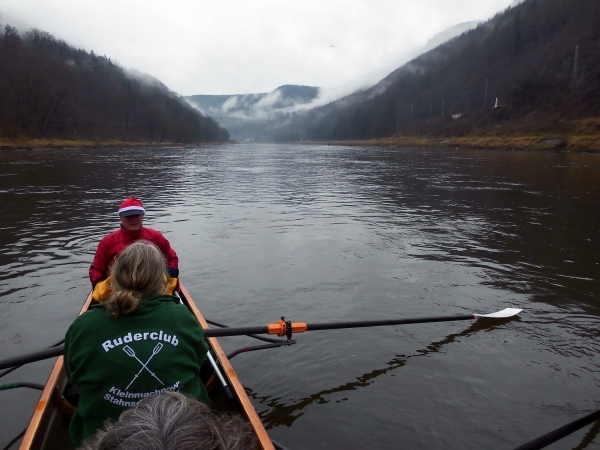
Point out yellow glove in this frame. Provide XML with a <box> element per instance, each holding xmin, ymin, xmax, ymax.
<box><xmin>94</xmin><ymin>275</ymin><xmax>177</xmax><ymax>301</ymax></box>
<box><xmin>166</xmin><ymin>276</ymin><xmax>179</xmax><ymax>295</ymax></box>
<box><xmin>92</xmin><ymin>276</ymin><xmax>113</xmax><ymax>302</ymax></box>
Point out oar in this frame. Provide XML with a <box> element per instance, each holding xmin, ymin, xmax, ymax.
<box><xmin>203</xmin><ymin>308</ymin><xmax>523</xmax><ymax>338</ymax></box>
<box><xmin>0</xmin><ymin>338</ymin><xmax>65</xmax><ymax>380</ymax></box>
<box><xmin>0</xmin><ymin>308</ymin><xmax>521</xmax><ymax>369</ymax></box>
<box><xmin>513</xmin><ymin>408</ymin><xmax>600</xmax><ymax>450</ymax></box>
<box><xmin>0</xmin><ymin>346</ymin><xmax>64</xmax><ymax>370</ymax></box>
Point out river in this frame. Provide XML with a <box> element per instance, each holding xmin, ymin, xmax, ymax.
<box><xmin>0</xmin><ymin>144</ymin><xmax>599</xmax><ymax>449</ymax></box>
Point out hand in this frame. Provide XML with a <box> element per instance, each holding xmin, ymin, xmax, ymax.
<box><xmin>92</xmin><ymin>276</ymin><xmax>114</xmax><ymax>302</ymax></box>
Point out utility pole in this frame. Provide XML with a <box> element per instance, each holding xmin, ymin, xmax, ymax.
<box><xmin>442</xmin><ymin>99</ymin><xmax>445</xmax><ymax>117</ymax></box>
<box><xmin>410</xmin><ymin>103</ymin><xmax>413</xmax><ymax>120</ymax></box>
<box><xmin>483</xmin><ymin>78</ymin><xmax>488</xmax><ymax>107</ymax></box>
<box><xmin>573</xmin><ymin>45</ymin><xmax>579</xmax><ymax>78</ymax></box>
<box><xmin>430</xmin><ymin>103</ymin><xmax>432</xmax><ymax>118</ymax></box>
<box><xmin>396</xmin><ymin>101</ymin><xmax>400</xmax><ymax>135</ymax></box>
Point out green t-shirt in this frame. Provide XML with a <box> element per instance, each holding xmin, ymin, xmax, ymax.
<box><xmin>64</xmin><ymin>295</ymin><xmax>209</xmax><ymax>447</ymax></box>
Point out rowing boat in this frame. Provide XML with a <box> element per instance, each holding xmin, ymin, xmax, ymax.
<box><xmin>19</xmin><ymin>283</ymin><xmax>275</xmax><ymax>450</ymax></box>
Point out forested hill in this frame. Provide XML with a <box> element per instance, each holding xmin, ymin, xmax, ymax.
<box><xmin>0</xmin><ymin>25</ymin><xmax>229</xmax><ymax>144</ymax></box>
<box><xmin>273</xmin><ymin>0</ymin><xmax>600</xmax><ymax>142</ymax></box>
<box><xmin>186</xmin><ymin>85</ymin><xmax>319</xmax><ymax>115</ymax></box>
<box><xmin>185</xmin><ymin>85</ymin><xmax>319</xmax><ymax>141</ymax></box>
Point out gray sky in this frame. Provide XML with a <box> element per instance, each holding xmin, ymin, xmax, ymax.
<box><xmin>1</xmin><ymin>0</ymin><xmax>516</xmax><ymax>96</ymax></box>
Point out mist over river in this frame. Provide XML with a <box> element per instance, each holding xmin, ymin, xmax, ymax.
<box><xmin>1</xmin><ymin>144</ymin><xmax>600</xmax><ymax>450</ymax></box>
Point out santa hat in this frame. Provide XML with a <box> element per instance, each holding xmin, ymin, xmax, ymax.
<box><xmin>118</xmin><ymin>198</ymin><xmax>146</xmax><ymax>216</ymax></box>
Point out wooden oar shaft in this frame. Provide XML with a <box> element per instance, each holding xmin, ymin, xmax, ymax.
<box><xmin>0</xmin><ymin>345</ymin><xmax>64</xmax><ymax>370</ymax></box>
<box><xmin>203</xmin><ymin>314</ymin><xmax>475</xmax><ymax>338</ymax></box>
<box><xmin>306</xmin><ymin>314</ymin><xmax>475</xmax><ymax>331</ymax></box>
<box><xmin>0</xmin><ymin>310</ymin><xmax>517</xmax><ymax>368</ymax></box>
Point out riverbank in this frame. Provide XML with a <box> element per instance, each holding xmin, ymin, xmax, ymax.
<box><xmin>4</xmin><ymin>133</ymin><xmax>600</xmax><ymax>152</ymax></box>
<box><xmin>306</xmin><ymin>133</ymin><xmax>600</xmax><ymax>152</ymax></box>
<box><xmin>0</xmin><ymin>138</ymin><xmax>220</xmax><ymax>150</ymax></box>
<box><xmin>301</xmin><ymin>134</ymin><xmax>600</xmax><ymax>153</ymax></box>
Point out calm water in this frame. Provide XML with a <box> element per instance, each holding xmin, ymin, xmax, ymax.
<box><xmin>1</xmin><ymin>144</ymin><xmax>599</xmax><ymax>449</ymax></box>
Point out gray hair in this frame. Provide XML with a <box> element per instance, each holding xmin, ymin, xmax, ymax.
<box><xmin>80</xmin><ymin>392</ymin><xmax>257</xmax><ymax>450</ymax></box>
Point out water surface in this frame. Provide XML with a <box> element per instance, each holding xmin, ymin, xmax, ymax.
<box><xmin>1</xmin><ymin>144</ymin><xmax>599</xmax><ymax>449</ymax></box>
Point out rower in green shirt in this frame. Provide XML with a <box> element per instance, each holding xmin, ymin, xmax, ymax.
<box><xmin>64</xmin><ymin>241</ymin><xmax>209</xmax><ymax>447</ymax></box>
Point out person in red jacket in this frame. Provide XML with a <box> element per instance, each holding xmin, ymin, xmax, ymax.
<box><xmin>89</xmin><ymin>198</ymin><xmax>179</xmax><ymax>300</ymax></box>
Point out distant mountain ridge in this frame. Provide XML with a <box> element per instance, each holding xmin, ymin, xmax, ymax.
<box><xmin>186</xmin><ymin>84</ymin><xmax>318</xmax><ymax>119</ymax></box>
<box><xmin>268</xmin><ymin>0</ymin><xmax>600</xmax><ymax>142</ymax></box>
<box><xmin>185</xmin><ymin>85</ymin><xmax>318</xmax><ymax>141</ymax></box>
<box><xmin>185</xmin><ymin>21</ymin><xmax>484</xmax><ymax>141</ymax></box>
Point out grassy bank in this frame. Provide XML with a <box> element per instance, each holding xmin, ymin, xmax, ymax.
<box><xmin>3</xmin><ymin>133</ymin><xmax>600</xmax><ymax>153</ymax></box>
<box><xmin>306</xmin><ymin>133</ymin><xmax>600</xmax><ymax>152</ymax></box>
<box><xmin>0</xmin><ymin>138</ymin><xmax>210</xmax><ymax>150</ymax></box>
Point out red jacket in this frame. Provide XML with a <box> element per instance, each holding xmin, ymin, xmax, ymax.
<box><xmin>89</xmin><ymin>226</ymin><xmax>179</xmax><ymax>286</ymax></box>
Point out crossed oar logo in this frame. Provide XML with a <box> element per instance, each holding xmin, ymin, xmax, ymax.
<box><xmin>123</xmin><ymin>343</ymin><xmax>165</xmax><ymax>390</ymax></box>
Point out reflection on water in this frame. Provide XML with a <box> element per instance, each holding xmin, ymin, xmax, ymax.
<box><xmin>252</xmin><ymin>317</ymin><xmax>517</xmax><ymax>429</ymax></box>
<box><xmin>576</xmin><ymin>422</ymin><xmax>600</xmax><ymax>450</ymax></box>
<box><xmin>0</xmin><ymin>145</ymin><xmax>599</xmax><ymax>449</ymax></box>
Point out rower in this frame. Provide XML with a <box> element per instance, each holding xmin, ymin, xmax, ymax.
<box><xmin>89</xmin><ymin>197</ymin><xmax>179</xmax><ymax>301</ymax></box>
<box><xmin>65</xmin><ymin>241</ymin><xmax>209</xmax><ymax>447</ymax></box>
<box><xmin>79</xmin><ymin>392</ymin><xmax>256</xmax><ymax>450</ymax></box>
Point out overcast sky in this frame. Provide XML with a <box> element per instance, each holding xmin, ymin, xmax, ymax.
<box><xmin>1</xmin><ymin>0</ymin><xmax>516</xmax><ymax>96</ymax></box>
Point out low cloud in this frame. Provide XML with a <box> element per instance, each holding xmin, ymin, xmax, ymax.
<box><xmin>187</xmin><ymin>20</ymin><xmax>481</xmax><ymax>124</ymax></box>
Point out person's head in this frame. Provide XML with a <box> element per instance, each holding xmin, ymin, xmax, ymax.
<box><xmin>80</xmin><ymin>392</ymin><xmax>257</xmax><ymax>450</ymax></box>
<box><xmin>107</xmin><ymin>241</ymin><xmax>167</xmax><ymax>316</ymax></box>
<box><xmin>118</xmin><ymin>198</ymin><xmax>145</xmax><ymax>232</ymax></box>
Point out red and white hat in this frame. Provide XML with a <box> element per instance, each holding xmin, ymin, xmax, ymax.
<box><xmin>118</xmin><ymin>198</ymin><xmax>146</xmax><ymax>216</ymax></box>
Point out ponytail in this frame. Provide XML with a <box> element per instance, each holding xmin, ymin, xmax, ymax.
<box><xmin>106</xmin><ymin>241</ymin><xmax>168</xmax><ymax>316</ymax></box>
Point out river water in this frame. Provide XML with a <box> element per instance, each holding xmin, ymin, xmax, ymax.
<box><xmin>0</xmin><ymin>144</ymin><xmax>599</xmax><ymax>450</ymax></box>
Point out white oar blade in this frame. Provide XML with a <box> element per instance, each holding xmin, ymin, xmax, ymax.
<box><xmin>474</xmin><ymin>308</ymin><xmax>522</xmax><ymax>319</ymax></box>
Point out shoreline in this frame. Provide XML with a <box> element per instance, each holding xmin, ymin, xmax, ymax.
<box><xmin>0</xmin><ymin>138</ymin><xmax>227</xmax><ymax>151</ymax></box>
<box><xmin>3</xmin><ymin>135</ymin><xmax>600</xmax><ymax>152</ymax></box>
<box><xmin>297</xmin><ymin>134</ymin><xmax>600</xmax><ymax>152</ymax></box>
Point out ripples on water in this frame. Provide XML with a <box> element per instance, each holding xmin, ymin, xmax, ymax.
<box><xmin>0</xmin><ymin>144</ymin><xmax>599</xmax><ymax>449</ymax></box>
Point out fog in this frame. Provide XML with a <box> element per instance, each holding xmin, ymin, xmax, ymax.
<box><xmin>1</xmin><ymin>0</ymin><xmax>517</xmax><ymax>96</ymax></box>
<box><xmin>186</xmin><ymin>20</ymin><xmax>482</xmax><ymax>124</ymax></box>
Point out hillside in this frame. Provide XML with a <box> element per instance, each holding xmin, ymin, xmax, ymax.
<box><xmin>0</xmin><ymin>25</ymin><xmax>229</xmax><ymax>145</ymax></box>
<box><xmin>187</xmin><ymin>85</ymin><xmax>318</xmax><ymax>116</ymax></box>
<box><xmin>186</xmin><ymin>85</ymin><xmax>318</xmax><ymax>141</ymax></box>
<box><xmin>271</xmin><ymin>0</ymin><xmax>600</xmax><ymax>145</ymax></box>
<box><xmin>184</xmin><ymin>21</ymin><xmax>485</xmax><ymax>142</ymax></box>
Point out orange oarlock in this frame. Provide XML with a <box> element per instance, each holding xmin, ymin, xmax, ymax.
<box><xmin>267</xmin><ymin>318</ymin><xmax>307</xmax><ymax>338</ymax></box>
<box><xmin>267</xmin><ymin>318</ymin><xmax>287</xmax><ymax>337</ymax></box>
